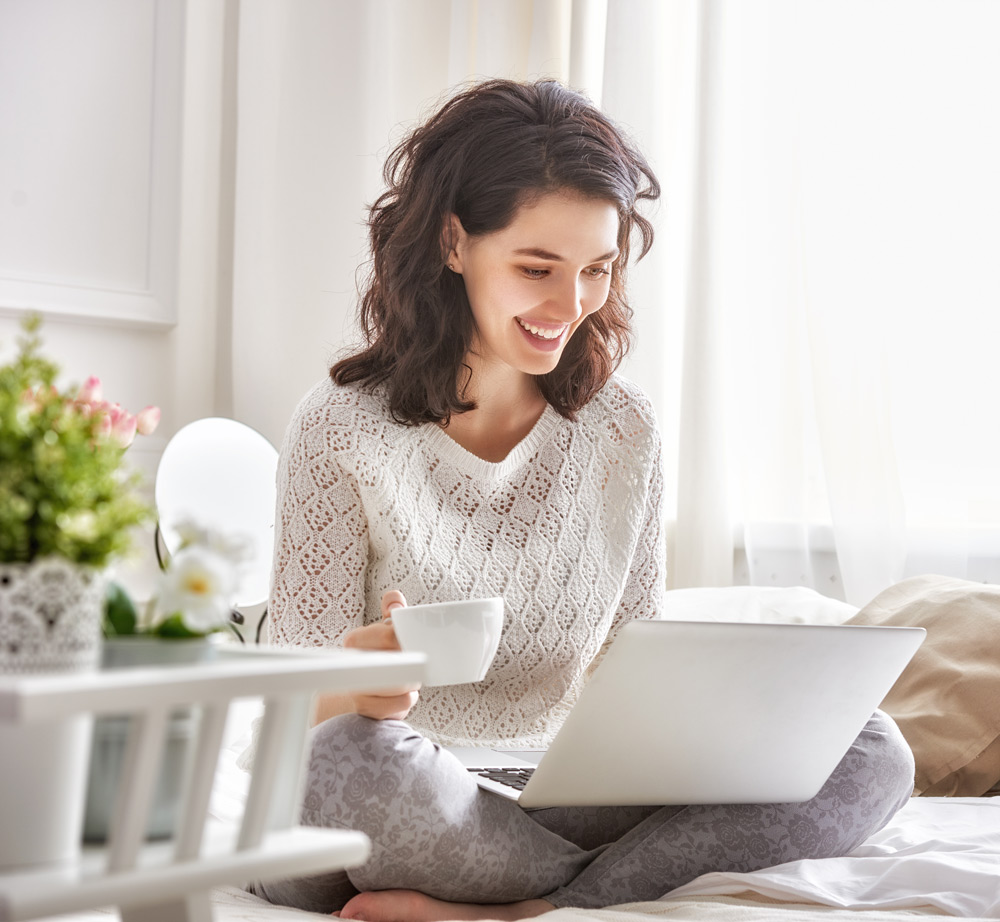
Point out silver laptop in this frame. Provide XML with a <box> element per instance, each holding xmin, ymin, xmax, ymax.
<box><xmin>448</xmin><ymin>619</ymin><xmax>924</xmax><ymax>807</ymax></box>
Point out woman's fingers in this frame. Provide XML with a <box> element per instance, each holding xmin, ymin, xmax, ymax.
<box><xmin>342</xmin><ymin>590</ymin><xmax>407</xmax><ymax>651</ymax></box>
<box><xmin>343</xmin><ymin>590</ymin><xmax>405</xmax><ymax>650</ymax></box>
<box><xmin>352</xmin><ymin>688</ymin><xmax>419</xmax><ymax>721</ymax></box>
<box><xmin>343</xmin><ymin>619</ymin><xmax>400</xmax><ymax>651</ymax></box>
<box><xmin>381</xmin><ymin>589</ymin><xmax>407</xmax><ymax>620</ymax></box>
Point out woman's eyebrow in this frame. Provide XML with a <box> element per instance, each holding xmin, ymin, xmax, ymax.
<box><xmin>513</xmin><ymin>246</ymin><xmax>620</xmax><ymax>262</ymax></box>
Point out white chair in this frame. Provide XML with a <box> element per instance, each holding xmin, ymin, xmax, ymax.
<box><xmin>154</xmin><ymin>418</ymin><xmax>279</xmax><ymax>643</ymax></box>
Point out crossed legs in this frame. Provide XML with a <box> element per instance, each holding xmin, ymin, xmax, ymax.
<box><xmin>249</xmin><ymin>710</ymin><xmax>914</xmax><ymax>917</ymax></box>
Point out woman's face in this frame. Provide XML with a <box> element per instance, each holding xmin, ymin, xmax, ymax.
<box><xmin>449</xmin><ymin>191</ymin><xmax>620</xmax><ymax>382</ymax></box>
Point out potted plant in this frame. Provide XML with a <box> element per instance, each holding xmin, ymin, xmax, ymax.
<box><xmin>85</xmin><ymin>522</ymin><xmax>249</xmax><ymax>841</ymax></box>
<box><xmin>0</xmin><ymin>315</ymin><xmax>160</xmax><ymax>666</ymax></box>
<box><xmin>0</xmin><ymin>315</ymin><xmax>159</xmax><ymax>870</ymax></box>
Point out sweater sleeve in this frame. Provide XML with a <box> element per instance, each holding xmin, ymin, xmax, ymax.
<box><xmin>266</xmin><ymin>399</ymin><xmax>370</xmax><ymax>648</ymax></box>
<box><xmin>585</xmin><ymin>417</ymin><xmax>666</xmax><ymax>680</ymax></box>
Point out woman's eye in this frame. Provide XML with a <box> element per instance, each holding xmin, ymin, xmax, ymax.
<box><xmin>586</xmin><ymin>266</ymin><xmax>611</xmax><ymax>279</ymax></box>
<box><xmin>521</xmin><ymin>267</ymin><xmax>549</xmax><ymax>279</ymax></box>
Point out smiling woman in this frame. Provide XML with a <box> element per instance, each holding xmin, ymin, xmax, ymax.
<box><xmin>248</xmin><ymin>78</ymin><xmax>916</xmax><ymax>922</ymax></box>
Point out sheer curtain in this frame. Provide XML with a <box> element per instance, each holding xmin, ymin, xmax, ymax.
<box><xmin>674</xmin><ymin>0</ymin><xmax>1000</xmax><ymax>604</ymax></box>
<box><xmin>227</xmin><ymin>0</ymin><xmax>1000</xmax><ymax>607</ymax></box>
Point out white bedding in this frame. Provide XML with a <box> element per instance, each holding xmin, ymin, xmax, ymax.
<box><xmin>662</xmin><ymin>797</ymin><xmax>1000</xmax><ymax>918</ymax></box>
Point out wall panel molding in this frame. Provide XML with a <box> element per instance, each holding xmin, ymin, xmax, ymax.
<box><xmin>0</xmin><ymin>0</ymin><xmax>184</xmax><ymax>329</ymax></box>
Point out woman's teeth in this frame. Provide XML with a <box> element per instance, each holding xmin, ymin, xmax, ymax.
<box><xmin>517</xmin><ymin>318</ymin><xmax>564</xmax><ymax>340</ymax></box>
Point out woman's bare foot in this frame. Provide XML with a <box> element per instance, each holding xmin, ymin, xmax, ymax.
<box><xmin>336</xmin><ymin>889</ymin><xmax>554</xmax><ymax>922</ymax></box>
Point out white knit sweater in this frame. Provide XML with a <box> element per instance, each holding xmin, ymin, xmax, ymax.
<box><xmin>268</xmin><ymin>374</ymin><xmax>665</xmax><ymax>749</ymax></box>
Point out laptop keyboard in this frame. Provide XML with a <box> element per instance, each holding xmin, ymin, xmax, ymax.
<box><xmin>467</xmin><ymin>767</ymin><xmax>535</xmax><ymax>791</ymax></box>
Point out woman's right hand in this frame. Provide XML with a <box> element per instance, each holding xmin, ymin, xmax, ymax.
<box><xmin>342</xmin><ymin>590</ymin><xmax>421</xmax><ymax>721</ymax></box>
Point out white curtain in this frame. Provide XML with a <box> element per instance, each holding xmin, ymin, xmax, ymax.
<box><xmin>227</xmin><ymin>0</ymin><xmax>1000</xmax><ymax>607</ymax></box>
<box><xmin>679</xmin><ymin>0</ymin><xmax>1000</xmax><ymax>604</ymax></box>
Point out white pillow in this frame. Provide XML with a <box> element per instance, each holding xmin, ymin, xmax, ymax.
<box><xmin>660</xmin><ymin>585</ymin><xmax>858</xmax><ymax>626</ymax></box>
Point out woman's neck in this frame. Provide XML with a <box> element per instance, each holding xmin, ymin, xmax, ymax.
<box><xmin>442</xmin><ymin>363</ymin><xmax>547</xmax><ymax>463</ymax></box>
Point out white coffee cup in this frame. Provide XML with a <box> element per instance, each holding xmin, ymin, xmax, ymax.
<box><xmin>391</xmin><ymin>597</ymin><xmax>504</xmax><ymax>687</ymax></box>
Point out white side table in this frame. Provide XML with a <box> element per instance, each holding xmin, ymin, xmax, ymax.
<box><xmin>0</xmin><ymin>646</ymin><xmax>425</xmax><ymax>922</ymax></box>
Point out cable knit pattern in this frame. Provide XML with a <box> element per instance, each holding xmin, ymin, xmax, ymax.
<box><xmin>268</xmin><ymin>374</ymin><xmax>665</xmax><ymax>748</ymax></box>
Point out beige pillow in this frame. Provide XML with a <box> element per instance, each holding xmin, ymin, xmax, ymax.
<box><xmin>846</xmin><ymin>575</ymin><xmax>1000</xmax><ymax>796</ymax></box>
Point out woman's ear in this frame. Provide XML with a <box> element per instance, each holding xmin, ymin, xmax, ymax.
<box><xmin>442</xmin><ymin>213</ymin><xmax>467</xmax><ymax>273</ymax></box>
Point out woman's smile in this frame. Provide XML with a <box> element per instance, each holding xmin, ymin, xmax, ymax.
<box><xmin>449</xmin><ymin>191</ymin><xmax>620</xmax><ymax>381</ymax></box>
<box><xmin>515</xmin><ymin>317</ymin><xmax>568</xmax><ymax>349</ymax></box>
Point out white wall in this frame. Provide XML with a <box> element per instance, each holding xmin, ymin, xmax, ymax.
<box><xmin>0</xmin><ymin>0</ymin><xmax>232</xmax><ymax>597</ymax></box>
<box><xmin>0</xmin><ymin>0</ymin><xmax>220</xmax><ymax>426</ymax></box>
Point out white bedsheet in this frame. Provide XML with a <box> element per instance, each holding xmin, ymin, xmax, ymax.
<box><xmin>662</xmin><ymin>797</ymin><xmax>1000</xmax><ymax>918</ymax></box>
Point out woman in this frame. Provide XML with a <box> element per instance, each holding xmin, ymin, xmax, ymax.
<box><xmin>252</xmin><ymin>79</ymin><xmax>914</xmax><ymax>920</ymax></box>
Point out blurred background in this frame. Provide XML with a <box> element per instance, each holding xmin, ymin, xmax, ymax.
<box><xmin>2</xmin><ymin>0</ymin><xmax>998</xmax><ymax>606</ymax></box>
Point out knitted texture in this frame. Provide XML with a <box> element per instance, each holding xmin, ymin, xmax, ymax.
<box><xmin>268</xmin><ymin>375</ymin><xmax>665</xmax><ymax>748</ymax></box>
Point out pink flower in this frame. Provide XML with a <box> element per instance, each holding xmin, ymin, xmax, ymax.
<box><xmin>136</xmin><ymin>405</ymin><xmax>160</xmax><ymax>435</ymax></box>
<box><xmin>77</xmin><ymin>376</ymin><xmax>103</xmax><ymax>405</ymax></box>
<box><xmin>111</xmin><ymin>412</ymin><xmax>138</xmax><ymax>448</ymax></box>
<box><xmin>71</xmin><ymin>376</ymin><xmax>157</xmax><ymax>449</ymax></box>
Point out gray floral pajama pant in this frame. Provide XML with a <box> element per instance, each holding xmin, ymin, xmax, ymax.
<box><xmin>250</xmin><ymin>709</ymin><xmax>914</xmax><ymax>912</ymax></box>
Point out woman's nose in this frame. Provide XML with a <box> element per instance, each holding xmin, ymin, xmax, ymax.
<box><xmin>550</xmin><ymin>278</ymin><xmax>584</xmax><ymax>322</ymax></box>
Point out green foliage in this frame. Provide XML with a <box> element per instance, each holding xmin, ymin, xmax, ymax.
<box><xmin>149</xmin><ymin>613</ymin><xmax>206</xmax><ymax>639</ymax></box>
<box><xmin>103</xmin><ymin>584</ymin><xmax>209</xmax><ymax>639</ymax></box>
<box><xmin>103</xmin><ymin>580</ymin><xmax>138</xmax><ymax>635</ymax></box>
<box><xmin>0</xmin><ymin>316</ymin><xmax>152</xmax><ymax>565</ymax></box>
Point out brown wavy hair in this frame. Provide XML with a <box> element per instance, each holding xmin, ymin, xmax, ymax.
<box><xmin>331</xmin><ymin>78</ymin><xmax>660</xmax><ymax>424</ymax></box>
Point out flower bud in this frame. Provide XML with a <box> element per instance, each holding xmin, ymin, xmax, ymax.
<box><xmin>136</xmin><ymin>405</ymin><xmax>161</xmax><ymax>435</ymax></box>
<box><xmin>77</xmin><ymin>375</ymin><xmax>103</xmax><ymax>404</ymax></box>
<box><xmin>111</xmin><ymin>412</ymin><xmax>137</xmax><ymax>448</ymax></box>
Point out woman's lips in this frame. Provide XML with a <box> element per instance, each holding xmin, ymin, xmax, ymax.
<box><xmin>516</xmin><ymin>317</ymin><xmax>567</xmax><ymax>352</ymax></box>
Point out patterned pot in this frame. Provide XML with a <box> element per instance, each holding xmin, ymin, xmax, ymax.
<box><xmin>0</xmin><ymin>557</ymin><xmax>105</xmax><ymax>673</ymax></box>
<box><xmin>0</xmin><ymin>558</ymin><xmax>105</xmax><ymax>870</ymax></box>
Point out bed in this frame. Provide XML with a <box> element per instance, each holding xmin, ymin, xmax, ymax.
<box><xmin>19</xmin><ymin>582</ymin><xmax>1000</xmax><ymax>921</ymax></box>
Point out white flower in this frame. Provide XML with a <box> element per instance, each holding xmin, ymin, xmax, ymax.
<box><xmin>172</xmin><ymin>518</ymin><xmax>252</xmax><ymax>568</ymax></box>
<box><xmin>154</xmin><ymin>545</ymin><xmax>238</xmax><ymax>633</ymax></box>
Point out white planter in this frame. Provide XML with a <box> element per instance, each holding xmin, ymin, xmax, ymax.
<box><xmin>0</xmin><ymin>557</ymin><xmax>104</xmax><ymax>673</ymax></box>
<box><xmin>0</xmin><ymin>558</ymin><xmax>104</xmax><ymax>871</ymax></box>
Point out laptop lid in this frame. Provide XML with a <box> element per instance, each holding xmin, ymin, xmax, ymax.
<box><xmin>457</xmin><ymin>619</ymin><xmax>924</xmax><ymax>808</ymax></box>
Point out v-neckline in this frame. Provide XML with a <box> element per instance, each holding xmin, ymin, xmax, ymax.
<box><xmin>426</xmin><ymin>404</ymin><xmax>560</xmax><ymax>482</ymax></box>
